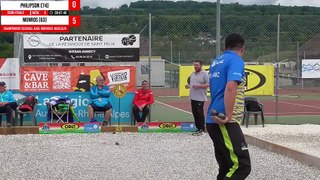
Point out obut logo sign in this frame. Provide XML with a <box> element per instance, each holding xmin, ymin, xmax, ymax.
<box><xmin>159</xmin><ymin>123</ymin><xmax>177</xmax><ymax>129</ymax></box>
<box><xmin>61</xmin><ymin>124</ymin><xmax>79</xmax><ymax>130</ymax></box>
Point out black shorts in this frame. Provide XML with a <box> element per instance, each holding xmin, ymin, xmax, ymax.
<box><xmin>89</xmin><ymin>102</ymin><xmax>112</xmax><ymax>111</ymax></box>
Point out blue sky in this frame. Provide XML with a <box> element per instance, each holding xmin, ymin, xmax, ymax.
<box><xmin>81</xmin><ymin>0</ymin><xmax>320</xmax><ymax>8</ymax></box>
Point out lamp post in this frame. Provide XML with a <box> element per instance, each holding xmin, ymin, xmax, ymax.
<box><xmin>216</xmin><ymin>0</ymin><xmax>221</xmax><ymax>57</ymax></box>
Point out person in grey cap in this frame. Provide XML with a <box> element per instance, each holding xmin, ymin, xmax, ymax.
<box><xmin>0</xmin><ymin>82</ymin><xmax>17</xmax><ymax>127</ymax></box>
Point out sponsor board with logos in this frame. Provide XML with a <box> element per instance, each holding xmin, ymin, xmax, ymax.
<box><xmin>39</xmin><ymin>122</ymin><xmax>101</xmax><ymax>134</ymax></box>
<box><xmin>138</xmin><ymin>122</ymin><xmax>196</xmax><ymax>133</ymax></box>
<box><xmin>302</xmin><ymin>59</ymin><xmax>320</xmax><ymax>78</ymax></box>
<box><xmin>0</xmin><ymin>58</ymin><xmax>20</xmax><ymax>90</ymax></box>
<box><xmin>179</xmin><ymin>65</ymin><xmax>274</xmax><ymax>96</ymax></box>
<box><xmin>20</xmin><ymin>66</ymin><xmax>136</xmax><ymax>92</ymax></box>
<box><xmin>23</xmin><ymin>34</ymin><xmax>139</xmax><ymax>62</ymax></box>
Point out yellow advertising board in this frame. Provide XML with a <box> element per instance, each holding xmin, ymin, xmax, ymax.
<box><xmin>245</xmin><ymin>65</ymin><xmax>274</xmax><ymax>95</ymax></box>
<box><xmin>179</xmin><ymin>65</ymin><xmax>274</xmax><ymax>96</ymax></box>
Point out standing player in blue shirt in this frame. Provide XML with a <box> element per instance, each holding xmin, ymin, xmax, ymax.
<box><xmin>206</xmin><ymin>33</ymin><xmax>251</xmax><ymax>180</ymax></box>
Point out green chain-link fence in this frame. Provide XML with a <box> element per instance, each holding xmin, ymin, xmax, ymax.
<box><xmin>14</xmin><ymin>14</ymin><xmax>320</xmax><ymax>123</ymax></box>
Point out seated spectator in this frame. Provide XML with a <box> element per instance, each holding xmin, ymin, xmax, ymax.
<box><xmin>88</xmin><ymin>76</ymin><xmax>112</xmax><ymax>126</ymax></box>
<box><xmin>0</xmin><ymin>82</ymin><xmax>17</xmax><ymax>127</ymax></box>
<box><xmin>132</xmin><ymin>80</ymin><xmax>154</xmax><ymax>123</ymax></box>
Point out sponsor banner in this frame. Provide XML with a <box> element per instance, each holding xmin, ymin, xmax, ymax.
<box><xmin>16</xmin><ymin>92</ymin><xmax>134</xmax><ymax>123</ymax></box>
<box><xmin>179</xmin><ymin>65</ymin><xmax>274</xmax><ymax>96</ymax></box>
<box><xmin>24</xmin><ymin>48</ymin><xmax>138</xmax><ymax>62</ymax></box>
<box><xmin>107</xmin><ymin>69</ymin><xmax>130</xmax><ymax>86</ymax></box>
<box><xmin>302</xmin><ymin>59</ymin><xmax>320</xmax><ymax>78</ymax></box>
<box><xmin>0</xmin><ymin>58</ymin><xmax>20</xmax><ymax>90</ymax></box>
<box><xmin>23</xmin><ymin>34</ymin><xmax>139</xmax><ymax>62</ymax></box>
<box><xmin>23</xmin><ymin>34</ymin><xmax>140</xmax><ymax>49</ymax></box>
<box><xmin>138</xmin><ymin>122</ymin><xmax>196</xmax><ymax>133</ymax></box>
<box><xmin>20</xmin><ymin>66</ymin><xmax>136</xmax><ymax>92</ymax></box>
<box><xmin>39</xmin><ymin>122</ymin><xmax>101</xmax><ymax>134</ymax></box>
<box><xmin>245</xmin><ymin>65</ymin><xmax>274</xmax><ymax>96</ymax></box>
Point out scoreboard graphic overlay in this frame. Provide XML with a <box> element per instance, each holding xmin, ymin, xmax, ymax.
<box><xmin>0</xmin><ymin>0</ymin><xmax>81</xmax><ymax>32</ymax></box>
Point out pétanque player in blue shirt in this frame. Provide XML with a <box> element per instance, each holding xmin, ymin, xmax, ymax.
<box><xmin>206</xmin><ymin>33</ymin><xmax>251</xmax><ymax>180</ymax></box>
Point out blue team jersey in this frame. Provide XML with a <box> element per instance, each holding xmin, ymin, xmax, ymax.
<box><xmin>90</xmin><ymin>85</ymin><xmax>112</xmax><ymax>108</ymax></box>
<box><xmin>0</xmin><ymin>90</ymin><xmax>16</xmax><ymax>103</ymax></box>
<box><xmin>206</xmin><ymin>50</ymin><xmax>246</xmax><ymax>124</ymax></box>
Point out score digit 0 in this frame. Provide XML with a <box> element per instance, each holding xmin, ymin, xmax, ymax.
<box><xmin>72</xmin><ymin>1</ymin><xmax>77</xmax><ymax>9</ymax></box>
<box><xmin>69</xmin><ymin>0</ymin><xmax>80</xmax><ymax>11</ymax></box>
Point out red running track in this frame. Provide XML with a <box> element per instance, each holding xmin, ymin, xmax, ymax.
<box><xmin>157</xmin><ymin>99</ymin><xmax>320</xmax><ymax>116</ymax></box>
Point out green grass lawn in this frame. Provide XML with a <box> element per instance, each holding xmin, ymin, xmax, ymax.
<box><xmin>151</xmin><ymin>102</ymin><xmax>193</xmax><ymax>122</ymax></box>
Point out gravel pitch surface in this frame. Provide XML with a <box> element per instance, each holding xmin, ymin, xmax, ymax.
<box><xmin>0</xmin><ymin>128</ymin><xmax>319</xmax><ymax>180</ymax></box>
<box><xmin>242</xmin><ymin>124</ymin><xmax>320</xmax><ymax>158</ymax></box>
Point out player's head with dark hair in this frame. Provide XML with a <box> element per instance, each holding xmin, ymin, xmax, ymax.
<box><xmin>225</xmin><ymin>33</ymin><xmax>245</xmax><ymax>52</ymax></box>
<box><xmin>141</xmin><ymin>80</ymin><xmax>149</xmax><ymax>91</ymax></box>
<box><xmin>0</xmin><ymin>81</ymin><xmax>6</xmax><ymax>92</ymax></box>
<box><xmin>193</xmin><ymin>60</ymin><xmax>203</xmax><ymax>72</ymax></box>
<box><xmin>141</xmin><ymin>80</ymin><xmax>148</xmax><ymax>86</ymax></box>
<box><xmin>194</xmin><ymin>60</ymin><xmax>203</xmax><ymax>66</ymax></box>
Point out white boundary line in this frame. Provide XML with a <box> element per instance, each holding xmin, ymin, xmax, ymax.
<box><xmin>279</xmin><ymin>101</ymin><xmax>320</xmax><ymax>109</ymax></box>
<box><xmin>155</xmin><ymin>100</ymin><xmax>192</xmax><ymax>115</ymax></box>
<box><xmin>155</xmin><ymin>100</ymin><xmax>320</xmax><ymax>117</ymax></box>
<box><xmin>265</xmin><ymin>114</ymin><xmax>320</xmax><ymax>117</ymax></box>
